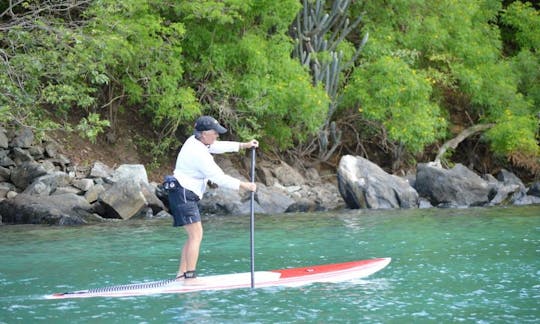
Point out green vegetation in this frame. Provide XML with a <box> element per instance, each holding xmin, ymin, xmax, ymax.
<box><xmin>0</xmin><ymin>1</ymin><xmax>538</xmax><ymax>174</ymax></box>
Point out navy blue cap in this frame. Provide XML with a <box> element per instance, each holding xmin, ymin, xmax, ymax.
<box><xmin>194</xmin><ymin>116</ymin><xmax>227</xmax><ymax>134</ymax></box>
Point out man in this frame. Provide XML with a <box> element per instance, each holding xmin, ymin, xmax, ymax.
<box><xmin>165</xmin><ymin>115</ymin><xmax>258</xmax><ymax>282</ymax></box>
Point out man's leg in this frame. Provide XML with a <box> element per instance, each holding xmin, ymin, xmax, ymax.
<box><xmin>177</xmin><ymin>221</ymin><xmax>203</xmax><ymax>278</ymax></box>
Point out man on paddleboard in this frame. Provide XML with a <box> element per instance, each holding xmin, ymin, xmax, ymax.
<box><xmin>164</xmin><ymin>116</ymin><xmax>258</xmax><ymax>282</ymax></box>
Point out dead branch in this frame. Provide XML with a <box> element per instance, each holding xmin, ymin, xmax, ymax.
<box><xmin>434</xmin><ymin>123</ymin><xmax>495</xmax><ymax>166</ymax></box>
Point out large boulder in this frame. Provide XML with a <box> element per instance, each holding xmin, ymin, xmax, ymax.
<box><xmin>415</xmin><ymin>163</ymin><xmax>491</xmax><ymax>207</ymax></box>
<box><xmin>0</xmin><ymin>193</ymin><xmax>93</xmax><ymax>225</ymax></box>
<box><xmin>337</xmin><ymin>155</ymin><xmax>418</xmax><ymax>209</ymax></box>
<box><xmin>98</xmin><ymin>178</ymin><xmax>147</xmax><ymax>219</ymax></box>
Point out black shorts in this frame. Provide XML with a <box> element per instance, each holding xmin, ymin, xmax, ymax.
<box><xmin>164</xmin><ymin>176</ymin><xmax>201</xmax><ymax>227</ymax></box>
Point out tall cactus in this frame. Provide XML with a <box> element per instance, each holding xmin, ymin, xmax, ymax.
<box><xmin>291</xmin><ymin>0</ymin><xmax>368</xmax><ymax>161</ymax></box>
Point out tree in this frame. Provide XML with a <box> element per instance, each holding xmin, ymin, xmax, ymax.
<box><xmin>172</xmin><ymin>0</ymin><xmax>329</xmax><ymax>150</ymax></box>
<box><xmin>347</xmin><ymin>0</ymin><xmax>539</xmax><ymax>171</ymax></box>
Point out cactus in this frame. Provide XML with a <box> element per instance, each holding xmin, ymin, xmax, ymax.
<box><xmin>291</xmin><ymin>0</ymin><xmax>367</xmax><ymax>161</ymax></box>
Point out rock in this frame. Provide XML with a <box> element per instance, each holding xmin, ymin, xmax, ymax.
<box><xmin>310</xmin><ymin>183</ymin><xmax>344</xmax><ymax>210</ymax></box>
<box><xmin>528</xmin><ymin>181</ymin><xmax>540</xmax><ymax>197</ymax></box>
<box><xmin>12</xmin><ymin>147</ymin><xmax>34</xmax><ymax>164</ymax></box>
<box><xmin>0</xmin><ymin>127</ymin><xmax>8</xmax><ymax>149</ymax></box>
<box><xmin>6</xmin><ymin>191</ymin><xmax>17</xmax><ymax>199</ymax></box>
<box><xmin>0</xmin><ymin>182</ymin><xmax>16</xmax><ymax>199</ymax></box>
<box><xmin>98</xmin><ymin>178</ymin><xmax>146</xmax><ymax>219</ymax></box>
<box><xmin>488</xmin><ymin>184</ymin><xmax>521</xmax><ymax>205</ymax></box>
<box><xmin>50</xmin><ymin>154</ymin><xmax>71</xmax><ymax>169</ymax></box>
<box><xmin>73</xmin><ymin>178</ymin><xmax>94</xmax><ymax>191</ymax></box>
<box><xmin>23</xmin><ymin>171</ymin><xmax>72</xmax><ymax>196</ymax></box>
<box><xmin>285</xmin><ymin>198</ymin><xmax>324</xmax><ymax>213</ymax></box>
<box><xmin>10</xmin><ymin>161</ymin><xmax>48</xmax><ymax>190</ymax></box>
<box><xmin>0</xmin><ymin>166</ymin><xmax>10</xmax><ymax>182</ymax></box>
<box><xmin>44</xmin><ymin>141</ymin><xmax>60</xmax><ymax>158</ymax></box>
<box><xmin>418</xmin><ymin>197</ymin><xmax>433</xmax><ymax>208</ymax></box>
<box><xmin>111</xmin><ymin>164</ymin><xmax>148</xmax><ymax>184</ymax></box>
<box><xmin>39</xmin><ymin>160</ymin><xmax>56</xmax><ymax>173</ymax></box>
<box><xmin>256</xmin><ymin>185</ymin><xmax>295</xmax><ymax>214</ymax></box>
<box><xmin>273</xmin><ymin>161</ymin><xmax>305</xmax><ymax>186</ymax></box>
<box><xmin>305</xmin><ymin>167</ymin><xmax>321</xmax><ymax>184</ymax></box>
<box><xmin>337</xmin><ymin>155</ymin><xmax>419</xmax><ymax>209</ymax></box>
<box><xmin>0</xmin><ymin>150</ymin><xmax>15</xmax><ymax>167</ymax></box>
<box><xmin>89</xmin><ymin>161</ymin><xmax>113</xmax><ymax>178</ymax></box>
<box><xmin>84</xmin><ymin>183</ymin><xmax>106</xmax><ymax>203</ymax></box>
<box><xmin>140</xmin><ymin>182</ymin><xmax>165</xmax><ymax>214</ymax></box>
<box><xmin>53</xmin><ymin>186</ymin><xmax>83</xmax><ymax>195</ymax></box>
<box><xmin>0</xmin><ymin>193</ymin><xmax>93</xmax><ymax>225</ymax></box>
<box><xmin>28</xmin><ymin>146</ymin><xmax>45</xmax><ymax>160</ymax></box>
<box><xmin>200</xmin><ymin>187</ymin><xmax>264</xmax><ymax>215</ymax></box>
<box><xmin>415</xmin><ymin>163</ymin><xmax>491</xmax><ymax>207</ymax></box>
<box><xmin>11</xmin><ymin>127</ymin><xmax>34</xmax><ymax>148</ymax></box>
<box><xmin>257</xmin><ymin>163</ymin><xmax>276</xmax><ymax>186</ymax></box>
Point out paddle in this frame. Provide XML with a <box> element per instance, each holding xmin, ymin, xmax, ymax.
<box><xmin>250</xmin><ymin>147</ymin><xmax>256</xmax><ymax>288</ymax></box>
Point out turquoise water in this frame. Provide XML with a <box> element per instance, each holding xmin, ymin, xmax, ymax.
<box><xmin>1</xmin><ymin>206</ymin><xmax>539</xmax><ymax>323</ymax></box>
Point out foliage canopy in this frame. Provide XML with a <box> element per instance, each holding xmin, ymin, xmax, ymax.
<box><xmin>0</xmin><ymin>0</ymin><xmax>538</xmax><ymax>173</ymax></box>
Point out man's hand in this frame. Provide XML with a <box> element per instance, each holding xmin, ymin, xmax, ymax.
<box><xmin>240</xmin><ymin>181</ymin><xmax>257</xmax><ymax>192</ymax></box>
<box><xmin>241</xmin><ymin>140</ymin><xmax>259</xmax><ymax>149</ymax></box>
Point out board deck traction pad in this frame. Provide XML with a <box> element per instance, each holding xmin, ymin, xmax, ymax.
<box><xmin>49</xmin><ymin>257</ymin><xmax>391</xmax><ymax>298</ymax></box>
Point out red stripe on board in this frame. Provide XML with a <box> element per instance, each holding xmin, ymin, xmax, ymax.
<box><xmin>272</xmin><ymin>258</ymin><xmax>385</xmax><ymax>279</ymax></box>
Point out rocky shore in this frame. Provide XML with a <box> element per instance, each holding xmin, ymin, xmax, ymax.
<box><xmin>0</xmin><ymin>127</ymin><xmax>539</xmax><ymax>225</ymax></box>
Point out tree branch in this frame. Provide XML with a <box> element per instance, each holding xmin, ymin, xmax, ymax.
<box><xmin>434</xmin><ymin>123</ymin><xmax>495</xmax><ymax>166</ymax></box>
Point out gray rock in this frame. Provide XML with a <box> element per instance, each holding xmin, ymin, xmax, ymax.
<box><xmin>273</xmin><ymin>161</ymin><xmax>305</xmax><ymax>186</ymax></box>
<box><xmin>0</xmin><ymin>193</ymin><xmax>93</xmax><ymax>225</ymax></box>
<box><xmin>85</xmin><ymin>183</ymin><xmax>105</xmax><ymax>203</ymax></box>
<box><xmin>285</xmin><ymin>198</ymin><xmax>324</xmax><ymax>212</ymax></box>
<box><xmin>0</xmin><ymin>166</ymin><xmax>10</xmax><ymax>182</ymax></box>
<box><xmin>337</xmin><ymin>155</ymin><xmax>418</xmax><ymax>209</ymax></box>
<box><xmin>11</xmin><ymin>127</ymin><xmax>34</xmax><ymax>148</ymax></box>
<box><xmin>0</xmin><ymin>150</ymin><xmax>15</xmax><ymax>167</ymax></box>
<box><xmin>256</xmin><ymin>185</ymin><xmax>295</xmax><ymax>214</ymax></box>
<box><xmin>39</xmin><ymin>160</ymin><xmax>56</xmax><ymax>173</ymax></box>
<box><xmin>12</xmin><ymin>147</ymin><xmax>34</xmax><ymax>164</ymax></box>
<box><xmin>44</xmin><ymin>141</ymin><xmax>60</xmax><ymax>158</ymax></box>
<box><xmin>73</xmin><ymin>178</ymin><xmax>94</xmax><ymax>191</ymax></box>
<box><xmin>0</xmin><ymin>127</ymin><xmax>8</xmax><ymax>149</ymax></box>
<box><xmin>415</xmin><ymin>163</ymin><xmax>491</xmax><ymax>207</ymax></box>
<box><xmin>98</xmin><ymin>179</ymin><xmax>146</xmax><ymax>219</ymax></box>
<box><xmin>200</xmin><ymin>187</ymin><xmax>264</xmax><ymax>215</ymax></box>
<box><xmin>140</xmin><ymin>182</ymin><xmax>165</xmax><ymax>214</ymax></box>
<box><xmin>11</xmin><ymin>161</ymin><xmax>48</xmax><ymax>190</ymax></box>
<box><xmin>528</xmin><ymin>181</ymin><xmax>540</xmax><ymax>197</ymax></box>
<box><xmin>53</xmin><ymin>186</ymin><xmax>83</xmax><ymax>195</ymax></box>
<box><xmin>28</xmin><ymin>146</ymin><xmax>45</xmax><ymax>160</ymax></box>
<box><xmin>0</xmin><ymin>182</ymin><xmax>16</xmax><ymax>199</ymax></box>
<box><xmin>23</xmin><ymin>171</ymin><xmax>73</xmax><ymax>196</ymax></box>
<box><xmin>111</xmin><ymin>164</ymin><xmax>148</xmax><ymax>184</ymax></box>
<box><xmin>89</xmin><ymin>161</ymin><xmax>113</xmax><ymax>178</ymax></box>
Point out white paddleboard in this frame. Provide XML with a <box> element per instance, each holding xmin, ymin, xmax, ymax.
<box><xmin>46</xmin><ymin>257</ymin><xmax>391</xmax><ymax>299</ymax></box>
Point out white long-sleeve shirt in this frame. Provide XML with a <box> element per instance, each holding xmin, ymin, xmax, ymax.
<box><xmin>173</xmin><ymin>135</ymin><xmax>241</xmax><ymax>199</ymax></box>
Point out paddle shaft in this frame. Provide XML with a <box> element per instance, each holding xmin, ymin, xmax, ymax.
<box><xmin>250</xmin><ymin>147</ymin><xmax>256</xmax><ymax>288</ymax></box>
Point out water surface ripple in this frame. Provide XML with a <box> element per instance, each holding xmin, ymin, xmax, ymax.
<box><xmin>1</xmin><ymin>206</ymin><xmax>539</xmax><ymax>323</ymax></box>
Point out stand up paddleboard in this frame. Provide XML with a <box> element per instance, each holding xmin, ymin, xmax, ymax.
<box><xmin>46</xmin><ymin>258</ymin><xmax>390</xmax><ymax>299</ymax></box>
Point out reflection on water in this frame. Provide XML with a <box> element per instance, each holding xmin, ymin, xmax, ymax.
<box><xmin>1</xmin><ymin>205</ymin><xmax>539</xmax><ymax>323</ymax></box>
